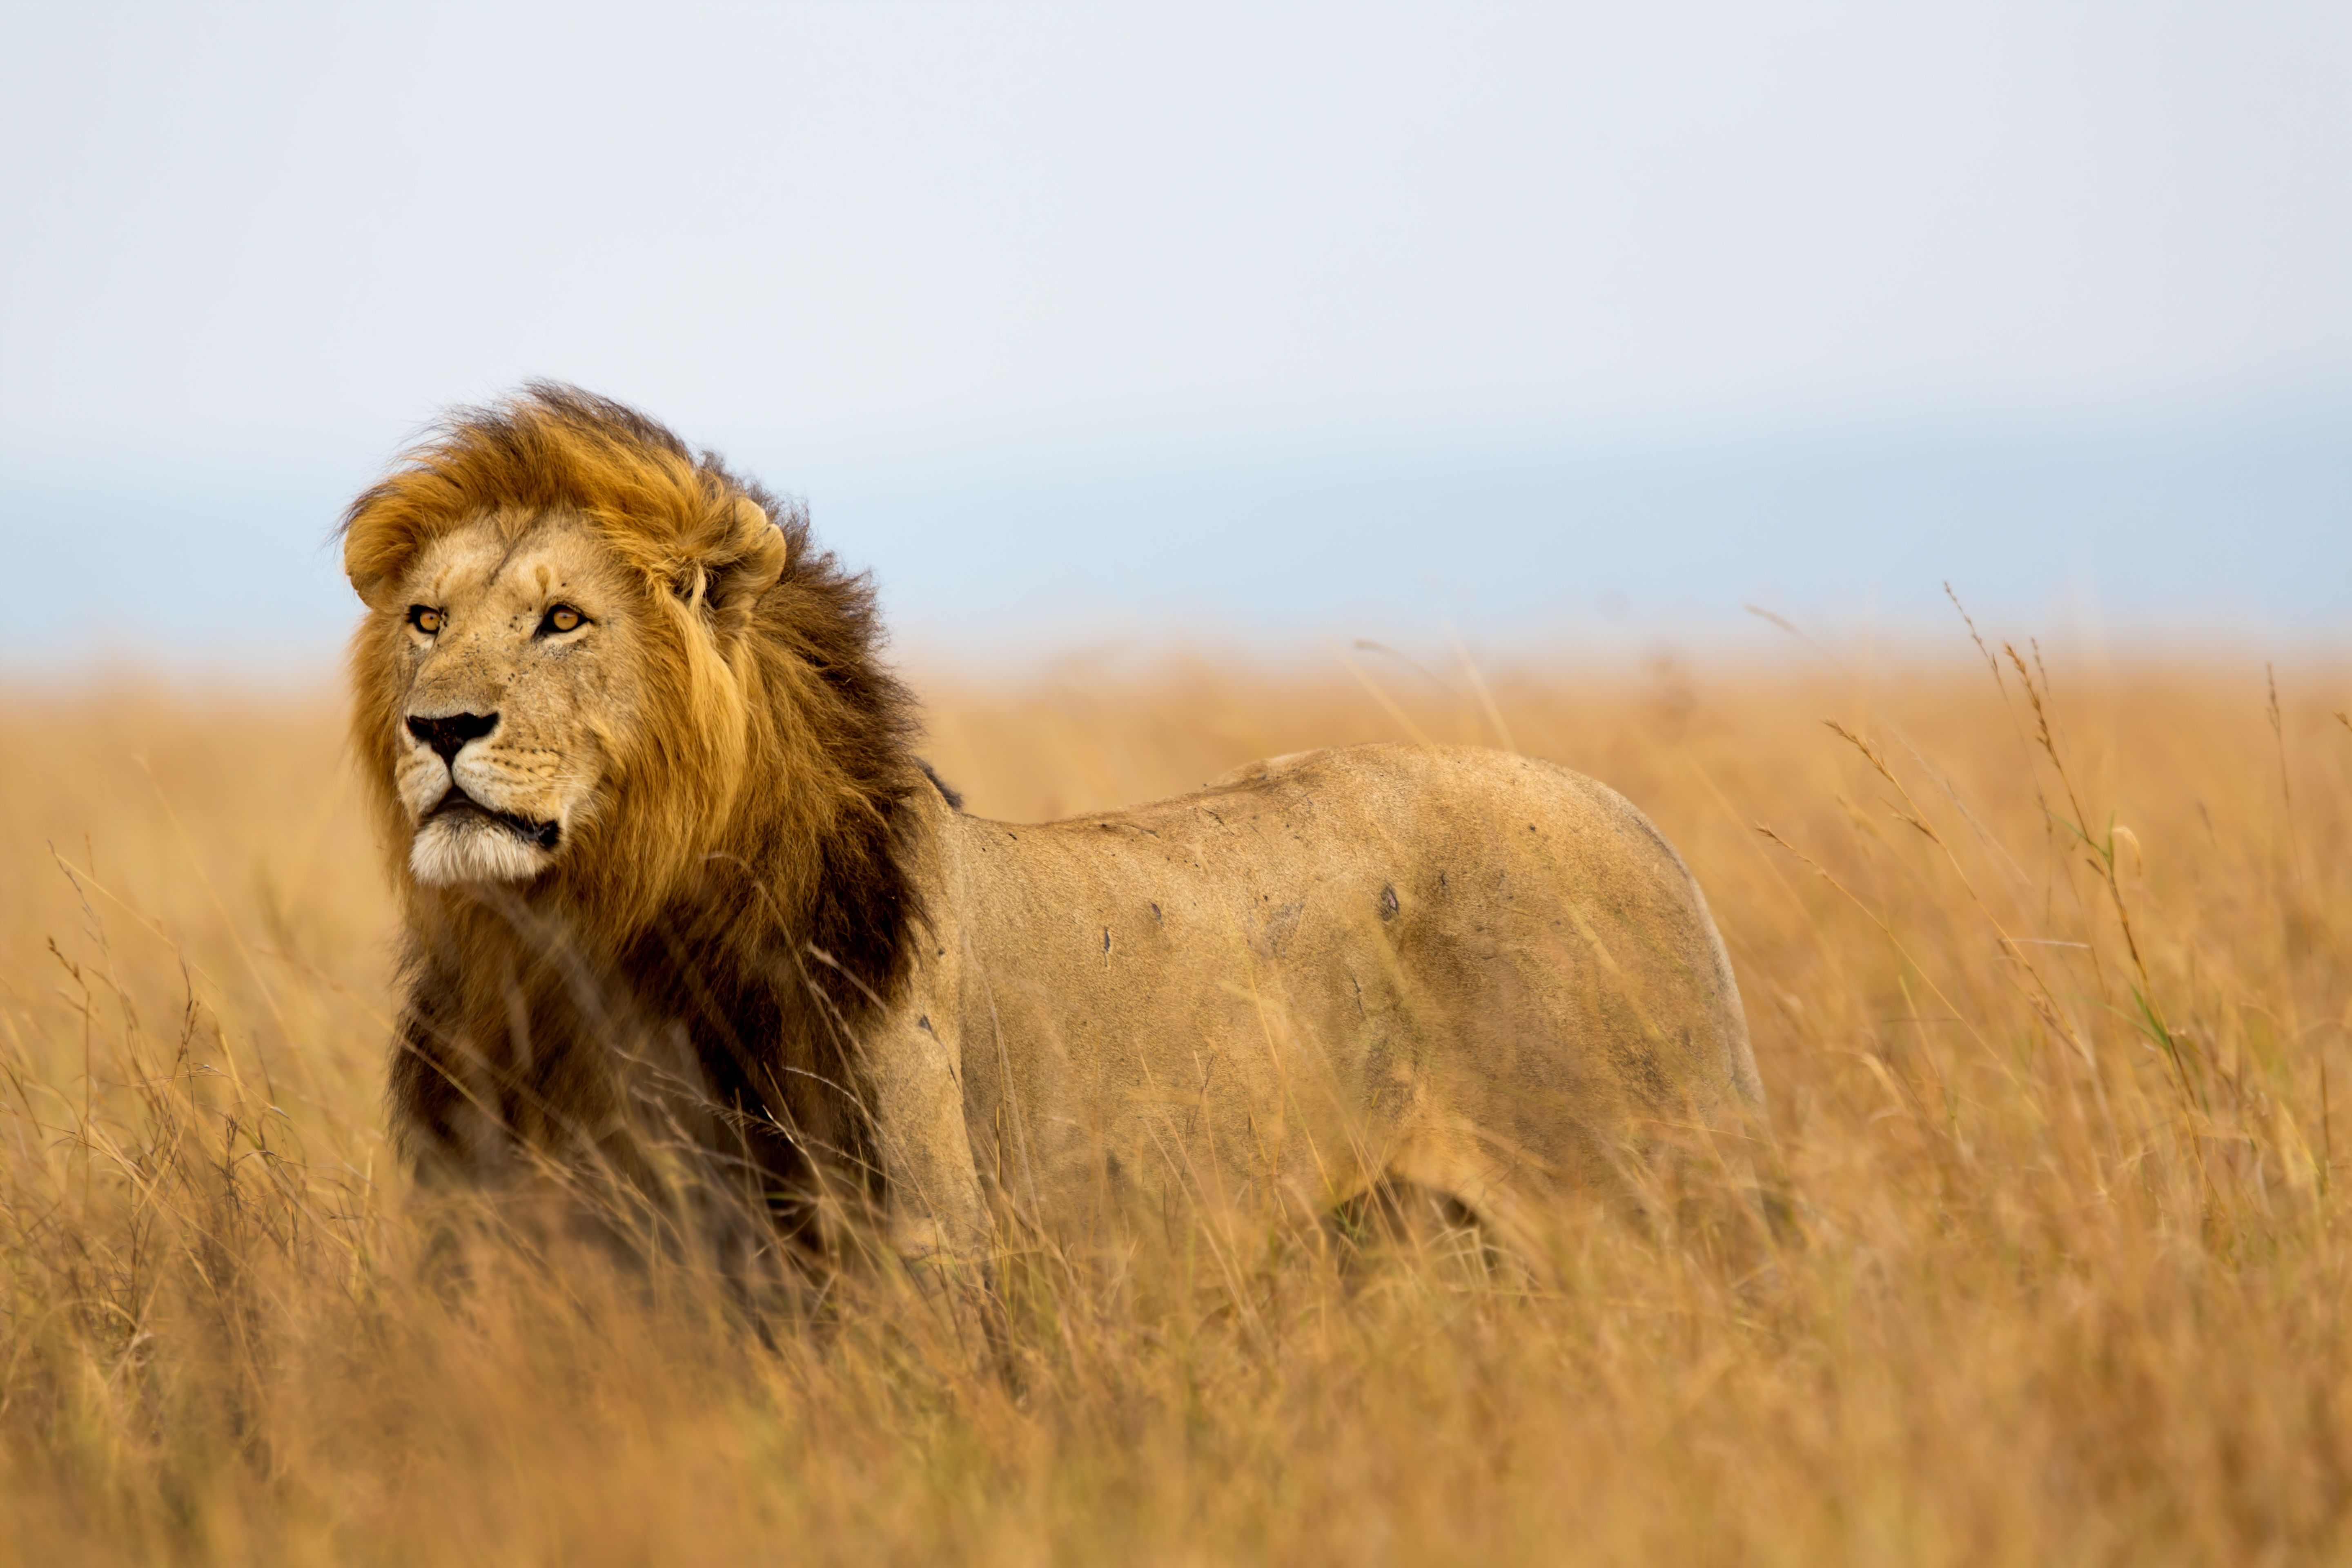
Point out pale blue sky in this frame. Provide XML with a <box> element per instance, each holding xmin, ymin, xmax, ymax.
<box><xmin>4</xmin><ymin>2</ymin><xmax>2348</xmax><ymax>671</ymax></box>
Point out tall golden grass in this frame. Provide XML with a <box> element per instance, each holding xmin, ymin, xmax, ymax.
<box><xmin>2</xmin><ymin>637</ymin><xmax>2348</xmax><ymax>1564</ymax></box>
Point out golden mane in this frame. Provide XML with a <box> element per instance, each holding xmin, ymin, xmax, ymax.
<box><xmin>341</xmin><ymin>385</ymin><xmax>931</xmax><ymax>1238</ymax></box>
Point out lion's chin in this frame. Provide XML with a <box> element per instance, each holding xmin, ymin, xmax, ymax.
<box><xmin>410</xmin><ymin>810</ymin><xmax>558</xmax><ymax>886</ymax></box>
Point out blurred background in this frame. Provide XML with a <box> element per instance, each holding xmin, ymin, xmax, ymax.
<box><xmin>3</xmin><ymin>1</ymin><xmax>2348</xmax><ymax>677</ymax></box>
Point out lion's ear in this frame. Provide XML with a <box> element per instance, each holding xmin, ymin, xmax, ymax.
<box><xmin>691</xmin><ymin>494</ymin><xmax>788</xmax><ymax>630</ymax></box>
<box><xmin>341</xmin><ymin>489</ymin><xmax>416</xmax><ymax>610</ymax></box>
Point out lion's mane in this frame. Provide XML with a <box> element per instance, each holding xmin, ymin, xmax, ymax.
<box><xmin>342</xmin><ymin>385</ymin><xmax>930</xmax><ymax>1234</ymax></box>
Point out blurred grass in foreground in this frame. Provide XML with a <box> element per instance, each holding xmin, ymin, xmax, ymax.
<box><xmin>2</xmin><ymin>642</ymin><xmax>2349</xmax><ymax>1565</ymax></box>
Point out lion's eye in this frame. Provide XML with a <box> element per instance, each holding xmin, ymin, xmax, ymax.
<box><xmin>408</xmin><ymin>606</ymin><xmax>444</xmax><ymax>635</ymax></box>
<box><xmin>539</xmin><ymin>604</ymin><xmax>584</xmax><ymax>636</ymax></box>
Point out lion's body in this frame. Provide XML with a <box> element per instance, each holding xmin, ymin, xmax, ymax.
<box><xmin>340</xmin><ymin>386</ymin><xmax>1762</xmax><ymax>1277</ymax></box>
<box><xmin>902</xmin><ymin>745</ymin><xmax>1757</xmax><ymax>1250</ymax></box>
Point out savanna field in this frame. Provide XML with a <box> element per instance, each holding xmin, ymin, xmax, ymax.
<box><xmin>3</xmin><ymin>639</ymin><xmax>2349</xmax><ymax>1565</ymax></box>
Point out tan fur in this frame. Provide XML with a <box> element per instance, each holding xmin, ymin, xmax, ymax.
<box><xmin>344</xmin><ymin>385</ymin><xmax>1764</xmax><ymax>1278</ymax></box>
<box><xmin>924</xmin><ymin>744</ymin><xmax>1765</xmax><ymax>1257</ymax></box>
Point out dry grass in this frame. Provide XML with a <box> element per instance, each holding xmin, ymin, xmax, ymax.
<box><xmin>3</xmin><ymin>639</ymin><xmax>2350</xmax><ymax>1565</ymax></box>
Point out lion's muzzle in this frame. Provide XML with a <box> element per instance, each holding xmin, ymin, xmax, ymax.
<box><xmin>400</xmin><ymin>707</ymin><xmax>571</xmax><ymax>886</ymax></box>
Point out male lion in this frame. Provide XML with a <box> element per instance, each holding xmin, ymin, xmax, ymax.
<box><xmin>343</xmin><ymin>385</ymin><xmax>1763</xmax><ymax>1281</ymax></box>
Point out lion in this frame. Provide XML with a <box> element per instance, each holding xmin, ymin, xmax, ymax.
<box><xmin>342</xmin><ymin>384</ymin><xmax>1764</xmax><ymax>1281</ymax></box>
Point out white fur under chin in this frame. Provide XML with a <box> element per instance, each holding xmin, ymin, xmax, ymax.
<box><xmin>410</xmin><ymin>815</ymin><xmax>555</xmax><ymax>886</ymax></box>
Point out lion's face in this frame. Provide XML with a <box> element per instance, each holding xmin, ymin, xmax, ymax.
<box><xmin>346</xmin><ymin>390</ymin><xmax>796</xmax><ymax>920</ymax></box>
<box><xmin>379</xmin><ymin>514</ymin><xmax>646</xmax><ymax>887</ymax></box>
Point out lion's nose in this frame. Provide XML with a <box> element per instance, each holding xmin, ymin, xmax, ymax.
<box><xmin>405</xmin><ymin>712</ymin><xmax>499</xmax><ymax>765</ymax></box>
